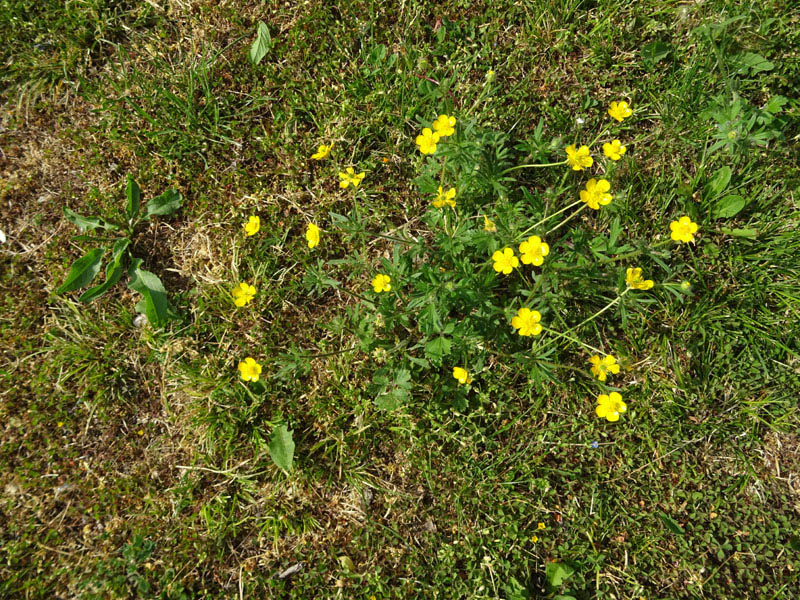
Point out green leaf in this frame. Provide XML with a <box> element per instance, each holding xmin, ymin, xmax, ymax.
<box><xmin>268</xmin><ymin>425</ymin><xmax>294</xmax><ymax>472</ymax></box>
<box><xmin>424</xmin><ymin>336</ymin><xmax>452</xmax><ymax>362</ymax></box>
<box><xmin>788</xmin><ymin>535</ymin><xmax>800</xmax><ymax>551</ymax></box>
<box><xmin>712</xmin><ymin>194</ymin><xmax>747</xmax><ymax>219</ymax></box>
<box><xmin>545</xmin><ymin>562</ymin><xmax>574</xmax><ymax>588</ymax></box>
<box><xmin>733</xmin><ymin>52</ymin><xmax>773</xmax><ymax>75</ymax></box>
<box><xmin>145</xmin><ymin>188</ymin><xmax>182</xmax><ymax>217</ymax></box>
<box><xmin>764</xmin><ymin>95</ymin><xmax>788</xmax><ymax>114</ymax></box>
<box><xmin>125</xmin><ymin>176</ymin><xmax>141</xmax><ymax>221</ymax></box>
<box><xmin>78</xmin><ymin>239</ymin><xmax>130</xmax><ymax>303</ymax></box>
<box><xmin>641</xmin><ymin>40</ymin><xmax>670</xmax><ymax>65</ymax></box>
<box><xmin>56</xmin><ymin>247</ymin><xmax>105</xmax><ymax>294</ymax></box>
<box><xmin>720</xmin><ymin>227</ymin><xmax>757</xmax><ymax>238</ymax></box>
<box><xmin>63</xmin><ymin>207</ymin><xmax>117</xmax><ymax>232</ymax></box>
<box><xmin>706</xmin><ymin>166</ymin><xmax>731</xmax><ymax>198</ymax></box>
<box><xmin>658</xmin><ymin>511</ymin><xmax>685</xmax><ymax>535</ymax></box>
<box><xmin>127</xmin><ymin>261</ymin><xmax>171</xmax><ymax>326</ymax></box>
<box><xmin>249</xmin><ymin>21</ymin><xmax>272</xmax><ymax>65</ymax></box>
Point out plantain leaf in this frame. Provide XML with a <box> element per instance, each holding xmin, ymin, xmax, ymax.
<box><xmin>126</xmin><ymin>175</ymin><xmax>141</xmax><ymax>221</ymax></box>
<box><xmin>249</xmin><ymin>21</ymin><xmax>272</xmax><ymax>65</ymax></box>
<box><xmin>63</xmin><ymin>207</ymin><xmax>117</xmax><ymax>232</ymax></box>
<box><xmin>56</xmin><ymin>247</ymin><xmax>105</xmax><ymax>294</ymax></box>
<box><xmin>78</xmin><ymin>239</ymin><xmax>130</xmax><ymax>303</ymax></box>
<box><xmin>127</xmin><ymin>260</ymin><xmax>170</xmax><ymax>326</ymax></box>
<box><xmin>712</xmin><ymin>194</ymin><xmax>747</xmax><ymax>219</ymax></box>
<box><xmin>268</xmin><ymin>425</ymin><xmax>295</xmax><ymax>472</ymax></box>
<box><xmin>145</xmin><ymin>188</ymin><xmax>182</xmax><ymax>217</ymax></box>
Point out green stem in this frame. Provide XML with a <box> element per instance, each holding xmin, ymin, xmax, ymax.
<box><xmin>599</xmin><ymin>238</ymin><xmax>673</xmax><ymax>264</ymax></box>
<box><xmin>503</xmin><ymin>160</ymin><xmax>567</xmax><ymax>174</ymax></box>
<box><xmin>541</xmin><ymin>326</ymin><xmax>604</xmax><ymax>355</ymax></box>
<box><xmin>517</xmin><ymin>199</ymin><xmax>583</xmax><ymax>241</ymax></box>
<box><xmin>545</xmin><ymin>203</ymin><xmax>587</xmax><ymax>235</ymax></box>
<box><xmin>307</xmin><ymin>344</ymin><xmax>359</xmax><ymax>359</ymax></box>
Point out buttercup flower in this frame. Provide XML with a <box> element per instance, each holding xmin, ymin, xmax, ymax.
<box><xmin>602</xmin><ymin>139</ymin><xmax>627</xmax><ymax>161</ymax></box>
<box><xmin>670</xmin><ymin>216</ymin><xmax>699</xmax><ymax>243</ymax></box>
<box><xmin>511</xmin><ymin>307</ymin><xmax>542</xmax><ymax>337</ymax></box>
<box><xmin>372</xmin><ymin>274</ymin><xmax>391</xmax><ymax>293</ymax></box>
<box><xmin>608</xmin><ymin>100</ymin><xmax>633</xmax><ymax>122</ymax></box>
<box><xmin>415</xmin><ymin>127</ymin><xmax>441</xmax><ymax>155</ymax></box>
<box><xmin>565</xmin><ymin>144</ymin><xmax>593</xmax><ymax>171</ymax></box>
<box><xmin>238</xmin><ymin>357</ymin><xmax>262</xmax><ymax>382</ymax></box>
<box><xmin>433</xmin><ymin>114</ymin><xmax>456</xmax><ymax>137</ymax></box>
<box><xmin>232</xmin><ymin>282</ymin><xmax>256</xmax><ymax>307</ymax></box>
<box><xmin>244</xmin><ymin>215</ymin><xmax>260</xmax><ymax>236</ymax></box>
<box><xmin>531</xmin><ymin>535</ymin><xmax>539</xmax><ymax>543</ymax></box>
<box><xmin>306</xmin><ymin>223</ymin><xmax>320</xmax><ymax>248</ymax></box>
<box><xmin>432</xmin><ymin>186</ymin><xmax>456</xmax><ymax>208</ymax></box>
<box><xmin>338</xmin><ymin>167</ymin><xmax>365</xmax><ymax>188</ymax></box>
<box><xmin>589</xmin><ymin>354</ymin><xmax>621</xmax><ymax>382</ymax></box>
<box><xmin>311</xmin><ymin>143</ymin><xmax>332</xmax><ymax>160</ymax></box>
<box><xmin>452</xmin><ymin>367</ymin><xmax>472</xmax><ymax>385</ymax></box>
<box><xmin>519</xmin><ymin>235</ymin><xmax>549</xmax><ymax>266</ymax></box>
<box><xmin>538</xmin><ymin>522</ymin><xmax>546</xmax><ymax>530</ymax></box>
<box><xmin>626</xmin><ymin>267</ymin><xmax>654</xmax><ymax>290</ymax></box>
<box><xmin>596</xmin><ymin>391</ymin><xmax>627</xmax><ymax>422</ymax></box>
<box><xmin>483</xmin><ymin>215</ymin><xmax>497</xmax><ymax>232</ymax></box>
<box><xmin>579</xmin><ymin>178</ymin><xmax>613</xmax><ymax>210</ymax></box>
<box><xmin>492</xmin><ymin>247</ymin><xmax>519</xmax><ymax>274</ymax></box>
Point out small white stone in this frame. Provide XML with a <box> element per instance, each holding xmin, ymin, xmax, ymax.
<box><xmin>133</xmin><ymin>313</ymin><xmax>148</xmax><ymax>328</ymax></box>
<box><xmin>0</xmin><ymin>229</ymin><xmax>6</xmax><ymax>243</ymax></box>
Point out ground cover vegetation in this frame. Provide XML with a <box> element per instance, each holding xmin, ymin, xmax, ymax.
<box><xmin>1</xmin><ymin>0</ymin><xmax>799</xmax><ymax>598</ymax></box>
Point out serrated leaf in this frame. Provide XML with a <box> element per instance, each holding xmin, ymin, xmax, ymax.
<box><xmin>56</xmin><ymin>247</ymin><xmax>105</xmax><ymax>294</ymax></box>
<box><xmin>424</xmin><ymin>336</ymin><xmax>452</xmax><ymax>362</ymax></box>
<box><xmin>706</xmin><ymin>166</ymin><xmax>731</xmax><ymax>198</ymax></box>
<box><xmin>733</xmin><ymin>52</ymin><xmax>773</xmax><ymax>75</ymax></box>
<box><xmin>658</xmin><ymin>511</ymin><xmax>685</xmax><ymax>535</ymax></box>
<box><xmin>712</xmin><ymin>194</ymin><xmax>747</xmax><ymax>219</ymax></box>
<box><xmin>249</xmin><ymin>21</ymin><xmax>272</xmax><ymax>65</ymax></box>
<box><xmin>127</xmin><ymin>261</ymin><xmax>170</xmax><ymax>326</ymax></box>
<box><xmin>145</xmin><ymin>188</ymin><xmax>182</xmax><ymax>217</ymax></box>
<box><xmin>545</xmin><ymin>562</ymin><xmax>574</xmax><ymax>588</ymax></box>
<box><xmin>63</xmin><ymin>207</ymin><xmax>117</xmax><ymax>232</ymax></box>
<box><xmin>126</xmin><ymin>175</ymin><xmax>141</xmax><ymax>221</ymax></box>
<box><xmin>268</xmin><ymin>425</ymin><xmax>294</xmax><ymax>472</ymax></box>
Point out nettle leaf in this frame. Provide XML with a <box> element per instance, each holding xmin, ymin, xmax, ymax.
<box><xmin>706</xmin><ymin>166</ymin><xmax>731</xmax><ymax>199</ymax></box>
<box><xmin>145</xmin><ymin>188</ymin><xmax>183</xmax><ymax>217</ymax></box>
<box><xmin>268</xmin><ymin>424</ymin><xmax>295</xmax><ymax>472</ymax></box>
<box><xmin>127</xmin><ymin>260</ymin><xmax>171</xmax><ymax>326</ymax></box>
<box><xmin>63</xmin><ymin>207</ymin><xmax>117</xmax><ymax>232</ymax></box>
<box><xmin>79</xmin><ymin>238</ymin><xmax>130</xmax><ymax>303</ymax></box>
<box><xmin>126</xmin><ymin>175</ymin><xmax>141</xmax><ymax>221</ymax></box>
<box><xmin>249</xmin><ymin>21</ymin><xmax>272</xmax><ymax>65</ymax></box>
<box><xmin>56</xmin><ymin>247</ymin><xmax>105</xmax><ymax>294</ymax></box>
<box><xmin>712</xmin><ymin>194</ymin><xmax>747</xmax><ymax>219</ymax></box>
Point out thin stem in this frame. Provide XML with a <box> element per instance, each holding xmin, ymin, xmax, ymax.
<box><xmin>517</xmin><ymin>199</ymin><xmax>583</xmax><ymax>241</ymax></box>
<box><xmin>306</xmin><ymin>344</ymin><xmax>359</xmax><ymax>359</ymax></box>
<box><xmin>567</xmin><ymin>290</ymin><xmax>629</xmax><ymax>335</ymax></box>
<box><xmin>598</xmin><ymin>238</ymin><xmax>673</xmax><ymax>264</ymax></box>
<box><xmin>545</xmin><ymin>203</ymin><xmax>587</xmax><ymax>236</ymax></box>
<box><xmin>588</xmin><ymin>127</ymin><xmax>610</xmax><ymax>149</ymax></box>
<box><xmin>336</xmin><ymin>285</ymin><xmax>375</xmax><ymax>306</ymax></box>
<box><xmin>503</xmin><ymin>160</ymin><xmax>567</xmax><ymax>174</ymax></box>
<box><xmin>542</xmin><ymin>326</ymin><xmax>604</xmax><ymax>355</ymax></box>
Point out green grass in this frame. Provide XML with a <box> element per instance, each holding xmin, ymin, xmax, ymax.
<box><xmin>1</xmin><ymin>0</ymin><xmax>799</xmax><ymax>598</ymax></box>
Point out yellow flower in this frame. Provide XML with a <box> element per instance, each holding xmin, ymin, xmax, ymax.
<box><xmin>680</xmin><ymin>280</ymin><xmax>692</xmax><ymax>292</ymax></box>
<box><xmin>311</xmin><ymin>143</ymin><xmax>332</xmax><ymax>160</ymax></box>
<box><xmin>579</xmin><ymin>178</ymin><xmax>613</xmax><ymax>210</ymax></box>
<box><xmin>531</xmin><ymin>535</ymin><xmax>538</xmax><ymax>543</ymax></box>
<box><xmin>452</xmin><ymin>367</ymin><xmax>472</xmax><ymax>385</ymax></box>
<box><xmin>372</xmin><ymin>274</ymin><xmax>391</xmax><ymax>293</ymax></box>
<box><xmin>565</xmin><ymin>144</ymin><xmax>593</xmax><ymax>171</ymax></box>
<box><xmin>538</xmin><ymin>522</ymin><xmax>546</xmax><ymax>530</ymax></box>
<box><xmin>433</xmin><ymin>114</ymin><xmax>456</xmax><ymax>137</ymax></box>
<box><xmin>338</xmin><ymin>167</ymin><xmax>365</xmax><ymax>189</ymax></box>
<box><xmin>669</xmin><ymin>216</ymin><xmax>699</xmax><ymax>243</ymax></box>
<box><xmin>238</xmin><ymin>357</ymin><xmax>262</xmax><ymax>382</ymax></box>
<box><xmin>511</xmin><ymin>307</ymin><xmax>542</xmax><ymax>337</ymax></box>
<box><xmin>519</xmin><ymin>235</ymin><xmax>549</xmax><ymax>266</ymax></box>
<box><xmin>57</xmin><ymin>421</ymin><xmax>64</xmax><ymax>428</ymax></box>
<box><xmin>415</xmin><ymin>127</ymin><xmax>441</xmax><ymax>155</ymax></box>
<box><xmin>589</xmin><ymin>354</ymin><xmax>621</xmax><ymax>382</ymax></box>
<box><xmin>608</xmin><ymin>100</ymin><xmax>633</xmax><ymax>122</ymax></box>
<box><xmin>306</xmin><ymin>223</ymin><xmax>320</xmax><ymax>248</ymax></box>
<box><xmin>626</xmin><ymin>267</ymin><xmax>654</xmax><ymax>290</ymax></box>
<box><xmin>232</xmin><ymin>282</ymin><xmax>256</xmax><ymax>307</ymax></box>
<box><xmin>596</xmin><ymin>391</ymin><xmax>626</xmax><ymax>422</ymax></box>
<box><xmin>244</xmin><ymin>215</ymin><xmax>260</xmax><ymax>236</ymax></box>
<box><xmin>483</xmin><ymin>215</ymin><xmax>497</xmax><ymax>232</ymax></box>
<box><xmin>492</xmin><ymin>247</ymin><xmax>519</xmax><ymax>274</ymax></box>
<box><xmin>432</xmin><ymin>186</ymin><xmax>456</xmax><ymax>208</ymax></box>
<box><xmin>602</xmin><ymin>139</ymin><xmax>627</xmax><ymax>161</ymax></box>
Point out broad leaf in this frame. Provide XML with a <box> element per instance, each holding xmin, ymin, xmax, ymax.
<box><xmin>56</xmin><ymin>247</ymin><xmax>105</xmax><ymax>294</ymax></box>
<box><xmin>424</xmin><ymin>336</ymin><xmax>451</xmax><ymax>363</ymax></box>
<box><xmin>706</xmin><ymin>166</ymin><xmax>731</xmax><ymax>199</ymax></box>
<box><xmin>733</xmin><ymin>52</ymin><xmax>773</xmax><ymax>75</ymax></box>
<box><xmin>78</xmin><ymin>239</ymin><xmax>130</xmax><ymax>303</ymax></box>
<box><xmin>127</xmin><ymin>261</ymin><xmax>170</xmax><ymax>326</ymax></box>
<box><xmin>268</xmin><ymin>425</ymin><xmax>295</xmax><ymax>472</ymax></box>
<box><xmin>145</xmin><ymin>188</ymin><xmax>182</xmax><ymax>217</ymax></box>
<box><xmin>658</xmin><ymin>511</ymin><xmax>685</xmax><ymax>535</ymax></box>
<box><xmin>249</xmin><ymin>21</ymin><xmax>272</xmax><ymax>65</ymax></box>
<box><xmin>63</xmin><ymin>207</ymin><xmax>117</xmax><ymax>232</ymax></box>
<box><xmin>545</xmin><ymin>562</ymin><xmax>574</xmax><ymax>588</ymax></box>
<box><xmin>126</xmin><ymin>175</ymin><xmax>141</xmax><ymax>221</ymax></box>
<box><xmin>712</xmin><ymin>194</ymin><xmax>747</xmax><ymax>219</ymax></box>
<box><xmin>641</xmin><ymin>40</ymin><xmax>670</xmax><ymax>65</ymax></box>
